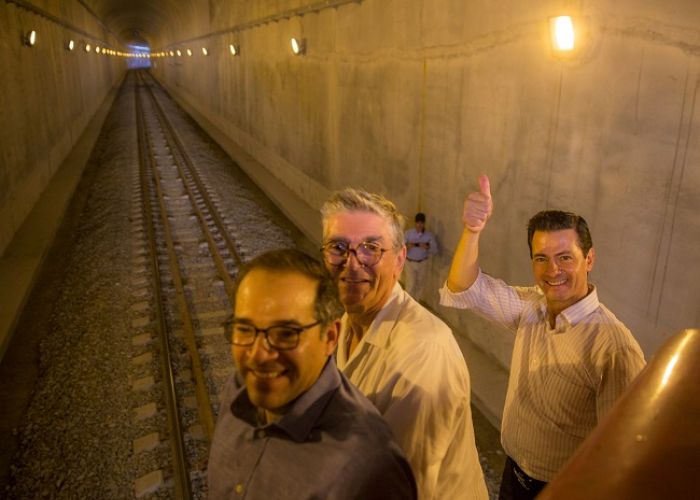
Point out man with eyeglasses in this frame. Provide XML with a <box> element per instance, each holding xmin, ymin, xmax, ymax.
<box><xmin>208</xmin><ymin>249</ymin><xmax>416</xmax><ymax>500</ymax></box>
<box><xmin>321</xmin><ymin>189</ymin><xmax>488</xmax><ymax>500</ymax></box>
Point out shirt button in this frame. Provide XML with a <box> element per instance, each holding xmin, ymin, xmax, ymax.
<box><xmin>235</xmin><ymin>483</ymin><xmax>244</xmax><ymax>494</ymax></box>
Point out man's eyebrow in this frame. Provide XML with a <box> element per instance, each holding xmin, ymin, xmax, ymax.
<box><xmin>326</xmin><ymin>236</ymin><xmax>384</xmax><ymax>244</ymax></box>
<box><xmin>230</xmin><ymin>318</ymin><xmax>305</xmax><ymax>327</ymax></box>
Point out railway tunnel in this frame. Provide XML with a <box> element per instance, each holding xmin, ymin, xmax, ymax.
<box><xmin>1</xmin><ymin>1</ymin><xmax>699</xmax><ymax>498</ymax></box>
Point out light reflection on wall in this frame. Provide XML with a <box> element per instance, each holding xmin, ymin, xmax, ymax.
<box><xmin>128</xmin><ymin>44</ymin><xmax>151</xmax><ymax>69</ymax></box>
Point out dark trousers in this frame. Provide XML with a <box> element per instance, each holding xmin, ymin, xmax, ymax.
<box><xmin>498</xmin><ymin>456</ymin><xmax>548</xmax><ymax>500</ymax></box>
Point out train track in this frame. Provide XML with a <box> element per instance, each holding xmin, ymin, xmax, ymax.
<box><xmin>128</xmin><ymin>70</ymin><xmax>255</xmax><ymax>499</ymax></box>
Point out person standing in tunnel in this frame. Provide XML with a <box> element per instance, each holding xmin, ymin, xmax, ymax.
<box><xmin>403</xmin><ymin>212</ymin><xmax>439</xmax><ymax>300</ymax></box>
<box><xmin>320</xmin><ymin>188</ymin><xmax>488</xmax><ymax>500</ymax></box>
<box><xmin>208</xmin><ymin>249</ymin><xmax>416</xmax><ymax>500</ymax></box>
<box><xmin>439</xmin><ymin>174</ymin><xmax>646</xmax><ymax>500</ymax></box>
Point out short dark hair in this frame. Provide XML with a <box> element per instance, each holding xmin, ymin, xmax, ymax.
<box><xmin>527</xmin><ymin>210</ymin><xmax>593</xmax><ymax>257</ymax></box>
<box><xmin>233</xmin><ymin>248</ymin><xmax>344</xmax><ymax>327</ymax></box>
<box><xmin>414</xmin><ymin>212</ymin><xmax>426</xmax><ymax>223</ymax></box>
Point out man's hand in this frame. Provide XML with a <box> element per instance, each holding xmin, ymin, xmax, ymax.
<box><xmin>463</xmin><ymin>174</ymin><xmax>492</xmax><ymax>233</ymax></box>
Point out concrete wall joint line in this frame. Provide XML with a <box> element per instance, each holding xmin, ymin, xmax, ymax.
<box><xmin>606</xmin><ymin>16</ymin><xmax>700</xmax><ymax>55</ymax></box>
<box><xmin>160</xmin><ymin>0</ymin><xmax>363</xmax><ymax>49</ymax></box>
<box><xmin>650</xmin><ymin>63</ymin><xmax>699</xmax><ymax>325</ymax></box>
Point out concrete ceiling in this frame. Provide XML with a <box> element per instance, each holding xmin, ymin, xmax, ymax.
<box><xmin>82</xmin><ymin>0</ymin><xmax>204</xmax><ymax>48</ymax></box>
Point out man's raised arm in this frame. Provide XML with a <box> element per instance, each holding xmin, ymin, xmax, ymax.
<box><xmin>446</xmin><ymin>174</ymin><xmax>493</xmax><ymax>292</ymax></box>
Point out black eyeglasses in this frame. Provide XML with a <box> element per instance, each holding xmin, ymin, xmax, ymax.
<box><xmin>225</xmin><ymin>319</ymin><xmax>321</xmax><ymax>350</ymax></box>
<box><xmin>321</xmin><ymin>241</ymin><xmax>388</xmax><ymax>267</ymax></box>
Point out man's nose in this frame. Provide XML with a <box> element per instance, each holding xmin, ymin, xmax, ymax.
<box><xmin>345</xmin><ymin>250</ymin><xmax>364</xmax><ymax>269</ymax></box>
<box><xmin>248</xmin><ymin>333</ymin><xmax>277</xmax><ymax>362</ymax></box>
<box><xmin>547</xmin><ymin>259</ymin><xmax>560</xmax><ymax>274</ymax></box>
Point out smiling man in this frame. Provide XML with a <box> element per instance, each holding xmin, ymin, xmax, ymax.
<box><xmin>440</xmin><ymin>174</ymin><xmax>646</xmax><ymax>500</ymax></box>
<box><xmin>207</xmin><ymin>249</ymin><xmax>416</xmax><ymax>500</ymax></box>
<box><xmin>321</xmin><ymin>189</ymin><xmax>488</xmax><ymax>500</ymax></box>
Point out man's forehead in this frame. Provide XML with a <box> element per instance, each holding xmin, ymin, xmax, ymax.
<box><xmin>324</xmin><ymin>210</ymin><xmax>392</xmax><ymax>240</ymax></box>
<box><xmin>531</xmin><ymin>229</ymin><xmax>582</xmax><ymax>251</ymax></box>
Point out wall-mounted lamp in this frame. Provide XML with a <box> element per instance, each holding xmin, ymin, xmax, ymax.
<box><xmin>24</xmin><ymin>30</ymin><xmax>37</xmax><ymax>47</ymax></box>
<box><xmin>85</xmin><ymin>43</ymin><xmax>91</xmax><ymax>52</ymax></box>
<box><xmin>202</xmin><ymin>47</ymin><xmax>209</xmax><ymax>56</ymax></box>
<box><xmin>229</xmin><ymin>44</ymin><xmax>240</xmax><ymax>56</ymax></box>
<box><xmin>290</xmin><ymin>37</ymin><xmax>305</xmax><ymax>55</ymax></box>
<box><xmin>66</xmin><ymin>40</ymin><xmax>75</xmax><ymax>51</ymax></box>
<box><xmin>187</xmin><ymin>48</ymin><xmax>193</xmax><ymax>56</ymax></box>
<box><xmin>169</xmin><ymin>50</ymin><xmax>174</xmax><ymax>56</ymax></box>
<box><xmin>96</xmin><ymin>46</ymin><xmax>101</xmax><ymax>54</ymax></box>
<box><xmin>176</xmin><ymin>49</ymin><xmax>182</xmax><ymax>56</ymax></box>
<box><xmin>550</xmin><ymin>16</ymin><xmax>575</xmax><ymax>52</ymax></box>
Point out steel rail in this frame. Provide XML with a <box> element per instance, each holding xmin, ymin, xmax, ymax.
<box><xmin>136</xmin><ymin>74</ymin><xmax>217</xmax><ymax>445</ymax></box>
<box><xmin>141</xmin><ymin>75</ymin><xmax>242</xmax><ymax>304</ymax></box>
<box><xmin>135</xmin><ymin>76</ymin><xmax>192</xmax><ymax>500</ymax></box>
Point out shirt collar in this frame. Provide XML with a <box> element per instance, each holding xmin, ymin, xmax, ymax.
<box><xmin>537</xmin><ymin>284</ymin><xmax>600</xmax><ymax>329</ymax></box>
<box><xmin>229</xmin><ymin>357</ymin><xmax>341</xmax><ymax>442</ymax></box>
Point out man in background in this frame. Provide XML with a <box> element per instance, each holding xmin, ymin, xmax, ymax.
<box><xmin>403</xmin><ymin>212</ymin><xmax>439</xmax><ymax>300</ymax></box>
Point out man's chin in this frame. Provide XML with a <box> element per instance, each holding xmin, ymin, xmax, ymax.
<box><xmin>342</xmin><ymin>302</ymin><xmax>367</xmax><ymax>315</ymax></box>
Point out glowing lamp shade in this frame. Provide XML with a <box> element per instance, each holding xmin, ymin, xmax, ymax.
<box><xmin>202</xmin><ymin>47</ymin><xmax>208</xmax><ymax>56</ymax></box>
<box><xmin>96</xmin><ymin>46</ymin><xmax>101</xmax><ymax>53</ymax></box>
<box><xmin>187</xmin><ymin>49</ymin><xmax>192</xmax><ymax>56</ymax></box>
<box><xmin>25</xmin><ymin>30</ymin><xmax>37</xmax><ymax>46</ymax></box>
<box><xmin>67</xmin><ymin>40</ymin><xmax>75</xmax><ymax>51</ymax></box>
<box><xmin>229</xmin><ymin>44</ymin><xmax>239</xmax><ymax>56</ymax></box>
<box><xmin>176</xmin><ymin>49</ymin><xmax>182</xmax><ymax>56</ymax></box>
<box><xmin>550</xmin><ymin>16</ymin><xmax>575</xmax><ymax>51</ymax></box>
<box><xmin>85</xmin><ymin>43</ymin><xmax>92</xmax><ymax>52</ymax></box>
<box><xmin>290</xmin><ymin>37</ymin><xmax>305</xmax><ymax>55</ymax></box>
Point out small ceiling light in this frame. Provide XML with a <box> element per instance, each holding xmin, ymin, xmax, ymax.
<box><xmin>229</xmin><ymin>44</ymin><xmax>239</xmax><ymax>56</ymax></box>
<box><xmin>67</xmin><ymin>40</ymin><xmax>75</xmax><ymax>51</ymax></box>
<box><xmin>187</xmin><ymin>48</ymin><xmax>192</xmax><ymax>56</ymax></box>
<box><xmin>176</xmin><ymin>49</ymin><xmax>181</xmax><ymax>56</ymax></box>
<box><xmin>24</xmin><ymin>30</ymin><xmax>37</xmax><ymax>47</ymax></box>
<box><xmin>550</xmin><ymin>16</ymin><xmax>575</xmax><ymax>52</ymax></box>
<box><xmin>202</xmin><ymin>47</ymin><xmax>208</xmax><ymax>56</ymax></box>
<box><xmin>85</xmin><ymin>43</ymin><xmax>91</xmax><ymax>52</ymax></box>
<box><xmin>290</xmin><ymin>37</ymin><xmax>305</xmax><ymax>55</ymax></box>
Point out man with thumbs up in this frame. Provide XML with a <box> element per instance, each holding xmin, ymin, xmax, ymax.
<box><xmin>439</xmin><ymin>175</ymin><xmax>645</xmax><ymax>500</ymax></box>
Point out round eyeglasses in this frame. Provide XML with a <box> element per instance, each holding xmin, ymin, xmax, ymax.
<box><xmin>321</xmin><ymin>241</ymin><xmax>388</xmax><ymax>267</ymax></box>
<box><xmin>225</xmin><ymin>319</ymin><xmax>321</xmax><ymax>350</ymax></box>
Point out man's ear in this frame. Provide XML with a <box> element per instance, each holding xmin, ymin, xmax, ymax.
<box><xmin>324</xmin><ymin>319</ymin><xmax>341</xmax><ymax>355</ymax></box>
<box><xmin>586</xmin><ymin>247</ymin><xmax>595</xmax><ymax>272</ymax></box>
<box><xmin>394</xmin><ymin>244</ymin><xmax>407</xmax><ymax>278</ymax></box>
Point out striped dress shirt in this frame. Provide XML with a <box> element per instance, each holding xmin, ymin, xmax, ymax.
<box><xmin>440</xmin><ymin>271</ymin><xmax>646</xmax><ymax>481</ymax></box>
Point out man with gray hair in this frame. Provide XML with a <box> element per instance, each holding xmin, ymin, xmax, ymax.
<box><xmin>320</xmin><ymin>188</ymin><xmax>488</xmax><ymax>500</ymax></box>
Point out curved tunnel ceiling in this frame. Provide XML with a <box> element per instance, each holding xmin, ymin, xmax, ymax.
<box><xmin>82</xmin><ymin>0</ymin><xmax>204</xmax><ymax>49</ymax></box>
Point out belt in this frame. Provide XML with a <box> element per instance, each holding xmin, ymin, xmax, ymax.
<box><xmin>407</xmin><ymin>258</ymin><xmax>427</xmax><ymax>263</ymax></box>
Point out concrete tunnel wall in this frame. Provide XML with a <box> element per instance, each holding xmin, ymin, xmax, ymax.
<box><xmin>151</xmin><ymin>0</ymin><xmax>700</xmax><ymax>368</ymax></box>
<box><xmin>0</xmin><ymin>1</ymin><xmax>697</xmax><ymax>375</ymax></box>
<box><xmin>0</xmin><ymin>1</ymin><xmax>124</xmax><ymax>255</ymax></box>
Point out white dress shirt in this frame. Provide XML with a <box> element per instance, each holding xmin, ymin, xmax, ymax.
<box><xmin>337</xmin><ymin>283</ymin><xmax>488</xmax><ymax>500</ymax></box>
<box><xmin>440</xmin><ymin>271</ymin><xmax>646</xmax><ymax>481</ymax></box>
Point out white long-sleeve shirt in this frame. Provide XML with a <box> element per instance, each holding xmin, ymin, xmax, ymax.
<box><xmin>336</xmin><ymin>283</ymin><xmax>488</xmax><ymax>500</ymax></box>
<box><xmin>440</xmin><ymin>271</ymin><xmax>646</xmax><ymax>481</ymax></box>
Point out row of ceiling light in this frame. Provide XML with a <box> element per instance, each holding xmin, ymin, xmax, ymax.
<box><xmin>23</xmin><ymin>29</ymin><xmax>308</xmax><ymax>57</ymax></box>
<box><xmin>157</xmin><ymin>38</ymin><xmax>306</xmax><ymax>58</ymax></box>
